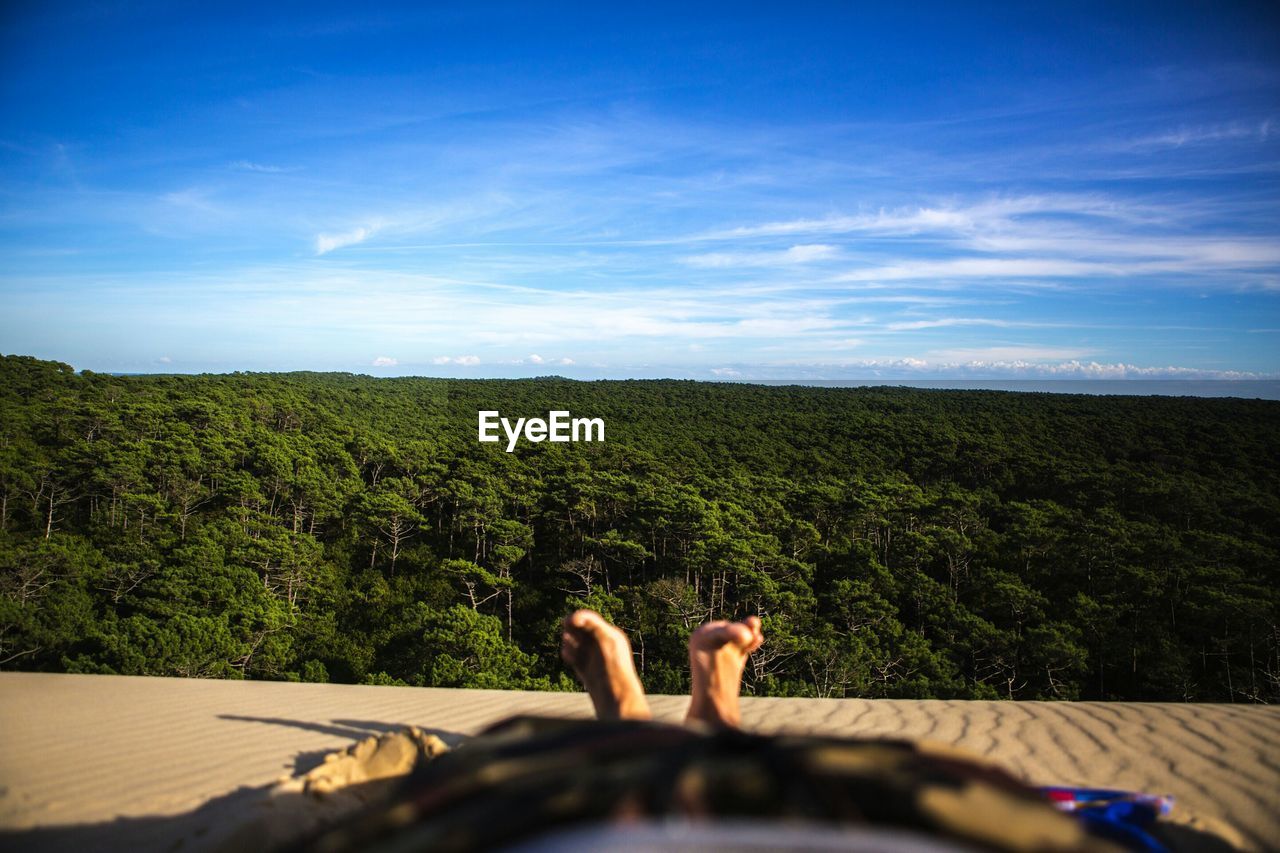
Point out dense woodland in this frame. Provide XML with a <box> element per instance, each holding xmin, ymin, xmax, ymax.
<box><xmin>1</xmin><ymin>354</ymin><xmax>1277</xmax><ymax>702</ymax></box>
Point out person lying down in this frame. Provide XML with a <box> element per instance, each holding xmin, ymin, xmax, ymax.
<box><xmin>286</xmin><ymin>611</ymin><xmax>1169</xmax><ymax>853</ymax></box>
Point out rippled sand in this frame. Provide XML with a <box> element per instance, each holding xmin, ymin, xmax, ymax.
<box><xmin>1</xmin><ymin>673</ymin><xmax>1276</xmax><ymax>851</ymax></box>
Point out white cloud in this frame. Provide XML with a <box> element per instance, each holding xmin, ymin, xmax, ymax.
<box><xmin>229</xmin><ymin>160</ymin><xmax>287</xmax><ymax>173</ymax></box>
<box><xmin>1113</xmin><ymin>121</ymin><xmax>1272</xmax><ymax>151</ymax></box>
<box><xmin>929</xmin><ymin>346</ymin><xmax>1094</xmax><ymax>362</ymax></box>
<box><xmin>675</xmin><ymin>193</ymin><xmax>1279</xmax><ymax>290</ymax></box>
<box><xmin>1000</xmin><ymin>361</ymin><xmax>1267</xmax><ymax>379</ymax></box>
<box><xmin>455</xmin><ymin>355</ymin><xmax>480</xmax><ymax>365</ymax></box>
<box><xmin>710</xmin><ymin>367</ymin><xmax>741</xmax><ymax>376</ymax></box>
<box><xmin>749</xmin><ymin>358</ymin><xmax>1270</xmax><ymax>380</ymax></box>
<box><xmin>527</xmin><ymin>353</ymin><xmax>545</xmax><ymax>364</ymax></box>
<box><xmin>134</xmin><ymin>185</ymin><xmax>234</xmax><ymax>237</ymax></box>
<box><xmin>886</xmin><ymin>317</ymin><xmax>1054</xmax><ymax>331</ymax></box>
<box><xmin>157</xmin><ymin>355</ymin><xmax>172</xmax><ymax>363</ymax></box>
<box><xmin>696</xmin><ymin>196</ymin><xmax>1126</xmax><ymax>242</ymax></box>
<box><xmin>683</xmin><ymin>243</ymin><xmax>838</xmax><ymax>268</ymax></box>
<box><xmin>558</xmin><ymin>357</ymin><xmax>575</xmax><ymax>365</ymax></box>
<box><xmin>969</xmin><ymin>234</ymin><xmax>1280</xmax><ymax>269</ymax></box>
<box><xmin>687</xmin><ymin>195</ymin><xmax>1277</xmax><ymax>288</ymax></box>
<box><xmin>808</xmin><ymin>338</ymin><xmax>865</xmax><ymax>350</ymax></box>
<box><xmin>836</xmin><ymin>257</ymin><xmax>1112</xmax><ymax>282</ymax></box>
<box><xmin>161</xmin><ymin>188</ymin><xmax>223</xmax><ymax>217</ymax></box>
<box><xmin>785</xmin><ymin>244</ymin><xmax>838</xmax><ymax>263</ymax></box>
<box><xmin>315</xmin><ymin>225</ymin><xmax>378</xmax><ymax>255</ymax></box>
<box><xmin>371</xmin><ymin>356</ymin><xmax>398</xmax><ymax>367</ymax></box>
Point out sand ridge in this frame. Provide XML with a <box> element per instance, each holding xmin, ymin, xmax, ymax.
<box><xmin>0</xmin><ymin>672</ymin><xmax>1276</xmax><ymax>851</ymax></box>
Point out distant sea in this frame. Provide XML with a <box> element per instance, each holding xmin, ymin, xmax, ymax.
<box><xmin>743</xmin><ymin>380</ymin><xmax>1280</xmax><ymax>400</ymax></box>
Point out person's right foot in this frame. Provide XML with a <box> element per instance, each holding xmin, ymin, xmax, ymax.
<box><xmin>686</xmin><ymin>616</ymin><xmax>764</xmax><ymax>729</ymax></box>
<box><xmin>560</xmin><ymin>609</ymin><xmax>652</xmax><ymax>721</ymax></box>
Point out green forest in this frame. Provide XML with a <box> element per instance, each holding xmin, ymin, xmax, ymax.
<box><xmin>1</xmin><ymin>354</ymin><xmax>1277</xmax><ymax>702</ymax></box>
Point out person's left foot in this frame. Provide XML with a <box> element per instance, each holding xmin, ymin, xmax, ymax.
<box><xmin>685</xmin><ymin>616</ymin><xmax>764</xmax><ymax>729</ymax></box>
<box><xmin>560</xmin><ymin>609</ymin><xmax>652</xmax><ymax>721</ymax></box>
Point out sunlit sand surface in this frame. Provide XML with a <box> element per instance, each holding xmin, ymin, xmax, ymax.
<box><xmin>1</xmin><ymin>672</ymin><xmax>1275</xmax><ymax>851</ymax></box>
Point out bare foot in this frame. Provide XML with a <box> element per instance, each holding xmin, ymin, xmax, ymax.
<box><xmin>685</xmin><ymin>616</ymin><xmax>764</xmax><ymax>729</ymax></box>
<box><xmin>560</xmin><ymin>609</ymin><xmax>652</xmax><ymax>721</ymax></box>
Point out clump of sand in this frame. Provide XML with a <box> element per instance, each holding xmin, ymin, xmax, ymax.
<box><xmin>290</xmin><ymin>725</ymin><xmax>449</xmax><ymax>795</ymax></box>
<box><xmin>219</xmin><ymin>726</ymin><xmax>448</xmax><ymax>852</ymax></box>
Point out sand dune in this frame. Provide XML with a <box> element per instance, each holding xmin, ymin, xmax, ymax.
<box><xmin>0</xmin><ymin>672</ymin><xmax>1276</xmax><ymax>851</ymax></box>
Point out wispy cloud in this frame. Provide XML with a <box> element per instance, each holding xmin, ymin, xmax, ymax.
<box><xmin>229</xmin><ymin>160</ymin><xmax>291</xmax><ymax>173</ymax></box>
<box><xmin>682</xmin><ymin>244</ymin><xmax>838</xmax><ymax>268</ymax></box>
<box><xmin>677</xmin><ymin>195</ymin><xmax>1278</xmax><ymax>288</ymax></box>
<box><xmin>886</xmin><ymin>317</ymin><xmax>1052</xmax><ymax>331</ymax></box>
<box><xmin>161</xmin><ymin>188</ymin><xmax>224</xmax><ymax>217</ymax></box>
<box><xmin>315</xmin><ymin>224</ymin><xmax>380</xmax><ymax>255</ymax></box>
<box><xmin>928</xmin><ymin>346</ymin><xmax>1095</xmax><ymax>362</ymax></box>
<box><xmin>717</xmin><ymin>359</ymin><xmax>1273</xmax><ymax>380</ymax></box>
<box><xmin>834</xmin><ymin>257</ymin><xmax>1110</xmax><ymax>282</ymax></box>
<box><xmin>693</xmin><ymin>196</ymin><xmax>1138</xmax><ymax>242</ymax></box>
<box><xmin>1112</xmin><ymin>120</ymin><xmax>1275</xmax><ymax>151</ymax></box>
<box><xmin>371</xmin><ymin>355</ymin><xmax>398</xmax><ymax>366</ymax></box>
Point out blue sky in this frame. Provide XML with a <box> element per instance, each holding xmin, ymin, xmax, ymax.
<box><xmin>2</xmin><ymin>1</ymin><xmax>1278</xmax><ymax>379</ymax></box>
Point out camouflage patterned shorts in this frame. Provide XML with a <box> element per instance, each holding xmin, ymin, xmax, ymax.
<box><xmin>304</xmin><ymin>716</ymin><xmax>1120</xmax><ymax>852</ymax></box>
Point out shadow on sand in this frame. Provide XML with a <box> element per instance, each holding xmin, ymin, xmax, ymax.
<box><xmin>0</xmin><ymin>718</ymin><xmax>466</xmax><ymax>853</ymax></box>
<box><xmin>215</xmin><ymin>715</ymin><xmax>468</xmax><ymax>774</ymax></box>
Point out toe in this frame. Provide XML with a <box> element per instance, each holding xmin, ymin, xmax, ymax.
<box><xmin>690</xmin><ymin>620</ymin><xmax>729</xmax><ymax>643</ymax></box>
<box><xmin>728</xmin><ymin>622</ymin><xmax>756</xmax><ymax>648</ymax></box>
<box><xmin>570</xmin><ymin>609</ymin><xmax>606</xmax><ymax>633</ymax></box>
<box><xmin>703</xmin><ymin>622</ymin><xmax>754</xmax><ymax>649</ymax></box>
